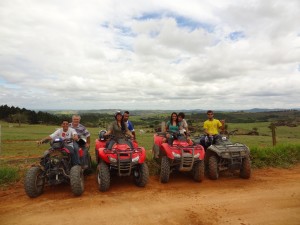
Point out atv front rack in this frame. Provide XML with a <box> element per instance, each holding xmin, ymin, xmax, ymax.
<box><xmin>173</xmin><ymin>145</ymin><xmax>196</xmax><ymax>172</ymax></box>
<box><xmin>104</xmin><ymin>148</ymin><xmax>143</xmax><ymax>176</ymax></box>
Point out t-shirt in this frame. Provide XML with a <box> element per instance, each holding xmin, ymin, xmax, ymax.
<box><xmin>179</xmin><ymin>119</ymin><xmax>188</xmax><ymax>130</ymax></box>
<box><xmin>50</xmin><ymin>128</ymin><xmax>77</xmax><ymax>147</ymax></box>
<box><xmin>166</xmin><ymin>121</ymin><xmax>179</xmax><ymax>132</ymax></box>
<box><xmin>203</xmin><ymin>119</ymin><xmax>222</xmax><ymax>135</ymax></box>
<box><xmin>126</xmin><ymin>120</ymin><xmax>135</xmax><ymax>132</ymax></box>
<box><xmin>108</xmin><ymin>121</ymin><xmax>130</xmax><ymax>139</ymax></box>
<box><xmin>69</xmin><ymin>123</ymin><xmax>90</xmax><ymax>138</ymax></box>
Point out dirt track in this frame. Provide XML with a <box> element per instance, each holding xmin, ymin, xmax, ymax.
<box><xmin>1</xmin><ymin>165</ymin><xmax>300</xmax><ymax>225</ymax></box>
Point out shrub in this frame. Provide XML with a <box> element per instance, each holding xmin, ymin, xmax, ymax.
<box><xmin>0</xmin><ymin>166</ymin><xmax>20</xmax><ymax>185</ymax></box>
<box><xmin>251</xmin><ymin>144</ymin><xmax>300</xmax><ymax>168</ymax></box>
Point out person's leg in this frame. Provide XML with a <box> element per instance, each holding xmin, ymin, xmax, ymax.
<box><xmin>65</xmin><ymin>145</ymin><xmax>80</xmax><ymax>166</ymax></box>
<box><xmin>107</xmin><ymin>140</ymin><xmax>116</xmax><ymax>150</ymax></box>
<box><xmin>126</xmin><ymin>140</ymin><xmax>134</xmax><ymax>149</ymax></box>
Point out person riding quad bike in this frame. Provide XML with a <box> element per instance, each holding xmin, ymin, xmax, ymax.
<box><xmin>95</xmin><ymin>111</ymin><xmax>149</xmax><ymax>191</ymax></box>
<box><xmin>153</xmin><ymin>130</ymin><xmax>205</xmax><ymax>183</ymax></box>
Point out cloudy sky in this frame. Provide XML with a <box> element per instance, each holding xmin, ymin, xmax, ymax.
<box><xmin>0</xmin><ymin>0</ymin><xmax>299</xmax><ymax>111</ymax></box>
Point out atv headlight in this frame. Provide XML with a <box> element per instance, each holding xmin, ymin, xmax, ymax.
<box><xmin>194</xmin><ymin>153</ymin><xmax>200</xmax><ymax>158</ymax></box>
<box><xmin>172</xmin><ymin>152</ymin><xmax>181</xmax><ymax>158</ymax></box>
<box><xmin>222</xmin><ymin>152</ymin><xmax>230</xmax><ymax>157</ymax></box>
<box><xmin>132</xmin><ymin>156</ymin><xmax>140</xmax><ymax>163</ymax></box>
<box><xmin>240</xmin><ymin>151</ymin><xmax>246</xmax><ymax>156</ymax></box>
<box><xmin>108</xmin><ymin>156</ymin><xmax>117</xmax><ymax>163</ymax></box>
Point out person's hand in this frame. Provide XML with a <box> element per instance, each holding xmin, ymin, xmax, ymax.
<box><xmin>37</xmin><ymin>140</ymin><xmax>43</xmax><ymax>145</ymax></box>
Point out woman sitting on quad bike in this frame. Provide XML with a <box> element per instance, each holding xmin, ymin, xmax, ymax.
<box><xmin>163</xmin><ymin>112</ymin><xmax>180</xmax><ymax>144</ymax></box>
<box><xmin>104</xmin><ymin>111</ymin><xmax>134</xmax><ymax>149</ymax></box>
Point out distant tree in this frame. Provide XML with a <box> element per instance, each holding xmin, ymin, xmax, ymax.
<box><xmin>10</xmin><ymin>112</ymin><xmax>28</xmax><ymax>126</ymax></box>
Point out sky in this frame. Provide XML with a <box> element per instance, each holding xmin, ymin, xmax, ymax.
<box><xmin>0</xmin><ymin>0</ymin><xmax>300</xmax><ymax>111</ymax></box>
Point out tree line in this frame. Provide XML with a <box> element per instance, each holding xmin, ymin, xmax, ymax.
<box><xmin>0</xmin><ymin>105</ymin><xmax>112</xmax><ymax>127</ymax></box>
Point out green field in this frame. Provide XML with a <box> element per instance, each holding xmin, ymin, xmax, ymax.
<box><xmin>1</xmin><ymin>120</ymin><xmax>300</xmax><ymax>186</ymax></box>
<box><xmin>1</xmin><ymin>121</ymin><xmax>300</xmax><ymax>158</ymax></box>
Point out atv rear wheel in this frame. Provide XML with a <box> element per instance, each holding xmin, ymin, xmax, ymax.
<box><xmin>240</xmin><ymin>156</ymin><xmax>251</xmax><ymax>179</ymax></box>
<box><xmin>192</xmin><ymin>160</ymin><xmax>205</xmax><ymax>182</ymax></box>
<box><xmin>97</xmin><ymin>161</ymin><xmax>110</xmax><ymax>192</ymax></box>
<box><xmin>160</xmin><ymin>156</ymin><xmax>170</xmax><ymax>183</ymax></box>
<box><xmin>208</xmin><ymin>155</ymin><xmax>219</xmax><ymax>180</ymax></box>
<box><xmin>24</xmin><ymin>166</ymin><xmax>45</xmax><ymax>198</ymax></box>
<box><xmin>70</xmin><ymin>165</ymin><xmax>84</xmax><ymax>196</ymax></box>
<box><xmin>134</xmin><ymin>163</ymin><xmax>149</xmax><ymax>187</ymax></box>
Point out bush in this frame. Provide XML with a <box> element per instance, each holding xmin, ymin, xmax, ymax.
<box><xmin>0</xmin><ymin>166</ymin><xmax>20</xmax><ymax>185</ymax></box>
<box><xmin>251</xmin><ymin>144</ymin><xmax>300</xmax><ymax>168</ymax></box>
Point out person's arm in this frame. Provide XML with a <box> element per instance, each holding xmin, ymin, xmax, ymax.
<box><xmin>219</xmin><ymin>120</ymin><xmax>225</xmax><ymax>131</ymax></box>
<box><xmin>203</xmin><ymin>121</ymin><xmax>210</xmax><ymax>136</ymax></box>
<box><xmin>38</xmin><ymin>135</ymin><xmax>52</xmax><ymax>145</ymax></box>
<box><xmin>86</xmin><ymin>136</ymin><xmax>91</xmax><ymax>147</ymax></box>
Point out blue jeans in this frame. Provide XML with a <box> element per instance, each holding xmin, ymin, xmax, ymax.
<box><xmin>64</xmin><ymin>144</ymin><xmax>80</xmax><ymax>166</ymax></box>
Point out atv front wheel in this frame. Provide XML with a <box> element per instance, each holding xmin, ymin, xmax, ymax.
<box><xmin>97</xmin><ymin>161</ymin><xmax>110</xmax><ymax>192</ymax></box>
<box><xmin>24</xmin><ymin>166</ymin><xmax>45</xmax><ymax>198</ymax></box>
<box><xmin>208</xmin><ymin>155</ymin><xmax>219</xmax><ymax>180</ymax></box>
<box><xmin>70</xmin><ymin>165</ymin><xmax>84</xmax><ymax>196</ymax></box>
<box><xmin>193</xmin><ymin>160</ymin><xmax>205</xmax><ymax>182</ymax></box>
<box><xmin>160</xmin><ymin>156</ymin><xmax>170</xmax><ymax>183</ymax></box>
<box><xmin>240</xmin><ymin>156</ymin><xmax>251</xmax><ymax>179</ymax></box>
<box><xmin>134</xmin><ymin>163</ymin><xmax>149</xmax><ymax>187</ymax></box>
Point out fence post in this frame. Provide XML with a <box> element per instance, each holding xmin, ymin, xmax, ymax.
<box><xmin>269</xmin><ymin>123</ymin><xmax>277</xmax><ymax>146</ymax></box>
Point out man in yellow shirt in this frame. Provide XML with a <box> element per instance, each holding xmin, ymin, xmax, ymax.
<box><xmin>203</xmin><ymin>110</ymin><xmax>224</xmax><ymax>136</ymax></box>
<box><xmin>201</xmin><ymin>110</ymin><xmax>225</xmax><ymax>149</ymax></box>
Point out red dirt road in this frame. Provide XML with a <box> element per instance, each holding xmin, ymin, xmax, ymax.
<box><xmin>1</xmin><ymin>165</ymin><xmax>300</xmax><ymax>225</ymax></box>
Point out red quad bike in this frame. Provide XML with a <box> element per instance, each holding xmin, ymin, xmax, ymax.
<box><xmin>95</xmin><ymin>130</ymin><xmax>149</xmax><ymax>192</ymax></box>
<box><xmin>24</xmin><ymin>138</ymin><xmax>87</xmax><ymax>198</ymax></box>
<box><xmin>152</xmin><ymin>131</ymin><xmax>205</xmax><ymax>183</ymax></box>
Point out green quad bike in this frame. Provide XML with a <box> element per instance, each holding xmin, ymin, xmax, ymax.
<box><xmin>199</xmin><ymin>135</ymin><xmax>251</xmax><ymax>180</ymax></box>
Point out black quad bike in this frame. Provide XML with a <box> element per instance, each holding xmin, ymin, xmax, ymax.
<box><xmin>200</xmin><ymin>135</ymin><xmax>251</xmax><ymax>180</ymax></box>
<box><xmin>24</xmin><ymin>138</ymin><xmax>91</xmax><ymax>198</ymax></box>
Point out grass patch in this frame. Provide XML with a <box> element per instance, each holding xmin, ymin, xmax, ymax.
<box><xmin>0</xmin><ymin>166</ymin><xmax>20</xmax><ymax>185</ymax></box>
<box><xmin>251</xmin><ymin>143</ymin><xmax>300</xmax><ymax>168</ymax></box>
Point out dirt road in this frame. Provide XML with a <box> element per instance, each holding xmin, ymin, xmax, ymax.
<box><xmin>1</xmin><ymin>165</ymin><xmax>300</xmax><ymax>225</ymax></box>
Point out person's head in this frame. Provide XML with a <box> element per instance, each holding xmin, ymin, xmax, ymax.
<box><xmin>61</xmin><ymin>119</ymin><xmax>70</xmax><ymax>131</ymax></box>
<box><xmin>178</xmin><ymin>112</ymin><xmax>185</xmax><ymax>122</ymax></box>
<box><xmin>72</xmin><ymin>114</ymin><xmax>81</xmax><ymax>126</ymax></box>
<box><xmin>123</xmin><ymin>111</ymin><xmax>130</xmax><ymax>122</ymax></box>
<box><xmin>206</xmin><ymin>110</ymin><xmax>214</xmax><ymax>120</ymax></box>
<box><xmin>114</xmin><ymin>111</ymin><xmax>123</xmax><ymax>121</ymax></box>
<box><xmin>170</xmin><ymin>112</ymin><xmax>178</xmax><ymax>123</ymax></box>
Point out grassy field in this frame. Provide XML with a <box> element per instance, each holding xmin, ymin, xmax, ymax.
<box><xmin>1</xmin><ymin>121</ymin><xmax>300</xmax><ymax>158</ymax></box>
<box><xmin>1</xmin><ymin>120</ymin><xmax>300</xmax><ymax>185</ymax></box>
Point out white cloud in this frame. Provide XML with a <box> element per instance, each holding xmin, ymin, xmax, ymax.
<box><xmin>0</xmin><ymin>0</ymin><xmax>299</xmax><ymax>110</ymax></box>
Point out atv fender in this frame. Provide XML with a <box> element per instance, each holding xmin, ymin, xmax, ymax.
<box><xmin>138</xmin><ymin>147</ymin><xmax>147</xmax><ymax>163</ymax></box>
<box><xmin>161</xmin><ymin>143</ymin><xmax>175</xmax><ymax>160</ymax></box>
<box><xmin>98</xmin><ymin>148</ymin><xmax>110</xmax><ymax>164</ymax></box>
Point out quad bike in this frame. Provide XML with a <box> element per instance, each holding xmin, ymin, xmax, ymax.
<box><xmin>152</xmin><ymin>131</ymin><xmax>205</xmax><ymax>183</ymax></box>
<box><xmin>200</xmin><ymin>134</ymin><xmax>251</xmax><ymax>180</ymax></box>
<box><xmin>95</xmin><ymin>130</ymin><xmax>149</xmax><ymax>192</ymax></box>
<box><xmin>24</xmin><ymin>138</ymin><xmax>90</xmax><ymax>198</ymax></box>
